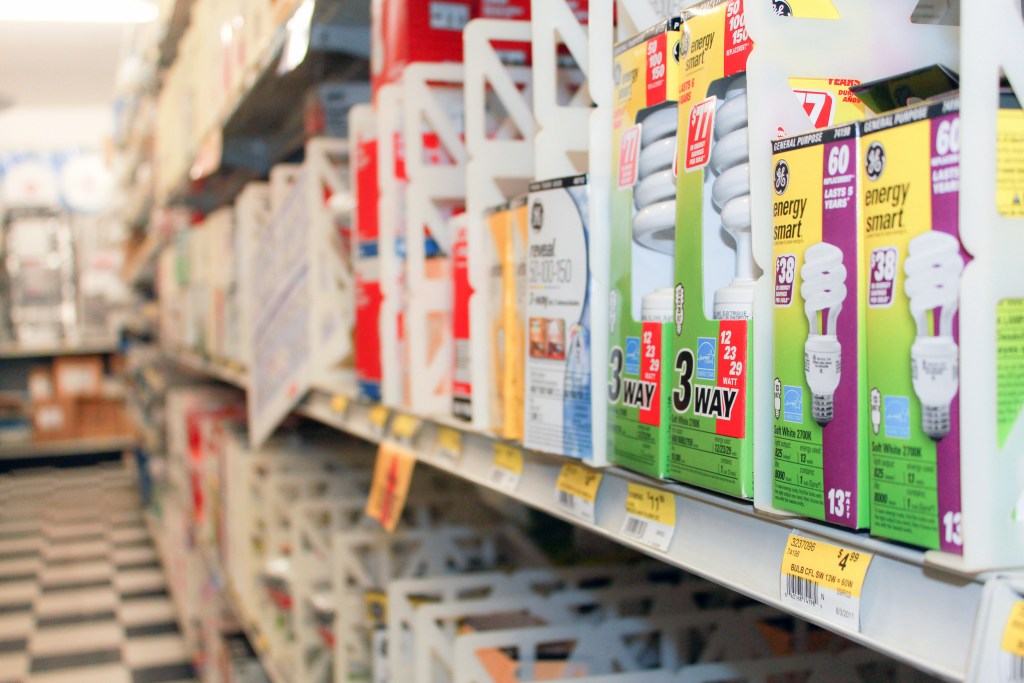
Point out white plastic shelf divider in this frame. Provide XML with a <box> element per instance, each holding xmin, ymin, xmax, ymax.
<box><xmin>0</xmin><ymin>436</ymin><xmax>138</xmax><ymax>460</ymax></box>
<box><xmin>194</xmin><ymin>540</ymin><xmax>291</xmax><ymax>683</ymax></box>
<box><xmin>297</xmin><ymin>388</ymin><xmax>991</xmax><ymax>682</ymax></box>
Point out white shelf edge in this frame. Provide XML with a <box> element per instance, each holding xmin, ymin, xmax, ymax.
<box><xmin>156</xmin><ymin>348</ymin><xmax>1006</xmax><ymax>680</ymax></box>
<box><xmin>0</xmin><ymin>340</ymin><xmax>120</xmax><ymax>359</ymax></box>
<box><xmin>165</xmin><ymin>350</ymin><xmax>249</xmax><ymax>388</ymax></box>
<box><xmin>0</xmin><ymin>436</ymin><xmax>138</xmax><ymax>460</ymax></box>
<box><xmin>296</xmin><ymin>388</ymin><xmax>987</xmax><ymax>682</ymax></box>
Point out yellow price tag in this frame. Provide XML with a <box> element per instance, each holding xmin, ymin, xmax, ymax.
<box><xmin>391</xmin><ymin>414</ymin><xmax>422</xmax><ymax>440</ymax></box>
<box><xmin>1002</xmin><ymin>601</ymin><xmax>1024</xmax><ymax>658</ymax></box>
<box><xmin>365</xmin><ymin>441</ymin><xmax>416</xmax><ymax>533</ymax></box>
<box><xmin>621</xmin><ymin>483</ymin><xmax>675</xmax><ymax>551</ymax></box>
<box><xmin>625</xmin><ymin>483</ymin><xmax>675</xmax><ymax>526</ymax></box>
<box><xmin>365</xmin><ymin>590</ymin><xmax>388</xmax><ymax>627</ymax></box>
<box><xmin>369</xmin><ymin>405</ymin><xmax>390</xmax><ymax>430</ymax></box>
<box><xmin>493</xmin><ymin>444</ymin><xmax>523</xmax><ymax>473</ymax></box>
<box><xmin>556</xmin><ymin>463</ymin><xmax>602</xmax><ymax>502</ymax></box>
<box><xmin>780</xmin><ymin>533</ymin><xmax>874</xmax><ymax>631</ymax></box>
<box><xmin>436</xmin><ymin>427</ymin><xmax>462</xmax><ymax>459</ymax></box>
<box><xmin>555</xmin><ymin>463</ymin><xmax>602</xmax><ymax>522</ymax></box>
<box><xmin>490</xmin><ymin>444</ymin><xmax>523</xmax><ymax>492</ymax></box>
<box><xmin>330</xmin><ymin>395</ymin><xmax>350</xmax><ymax>413</ymax></box>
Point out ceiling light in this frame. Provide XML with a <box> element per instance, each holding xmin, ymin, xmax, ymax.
<box><xmin>0</xmin><ymin>0</ymin><xmax>158</xmax><ymax>23</ymax></box>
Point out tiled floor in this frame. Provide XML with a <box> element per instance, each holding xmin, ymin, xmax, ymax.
<box><xmin>0</xmin><ymin>462</ymin><xmax>195</xmax><ymax>683</ymax></box>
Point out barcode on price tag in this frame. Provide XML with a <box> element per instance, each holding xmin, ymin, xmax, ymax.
<box><xmin>436</xmin><ymin>427</ymin><xmax>462</xmax><ymax>462</ymax></box>
<box><xmin>554</xmin><ymin>464</ymin><xmax>602</xmax><ymax>524</ymax></box>
<box><xmin>620</xmin><ymin>483</ymin><xmax>675</xmax><ymax>552</ymax></box>
<box><xmin>489</xmin><ymin>444</ymin><xmax>523</xmax><ymax>493</ymax></box>
<box><xmin>779</xmin><ymin>533</ymin><xmax>873</xmax><ymax>632</ymax></box>
<box><xmin>1000</xmin><ymin>601</ymin><xmax>1024</xmax><ymax>682</ymax></box>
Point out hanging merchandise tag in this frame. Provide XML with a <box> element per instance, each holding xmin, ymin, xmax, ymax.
<box><xmin>368</xmin><ymin>405</ymin><xmax>390</xmax><ymax>438</ymax></box>
<box><xmin>1001</xmin><ymin>601</ymin><xmax>1024</xmax><ymax>681</ymax></box>
<box><xmin>621</xmin><ymin>483</ymin><xmax>676</xmax><ymax>552</ymax></box>
<box><xmin>555</xmin><ymin>463</ymin><xmax>603</xmax><ymax>523</ymax></box>
<box><xmin>390</xmin><ymin>414</ymin><xmax>422</xmax><ymax>442</ymax></box>
<box><xmin>490</xmin><ymin>444</ymin><xmax>523</xmax><ymax>493</ymax></box>
<box><xmin>779</xmin><ymin>533</ymin><xmax>873</xmax><ymax>631</ymax></box>
<box><xmin>436</xmin><ymin>427</ymin><xmax>463</xmax><ymax>463</ymax></box>
<box><xmin>366</xmin><ymin>442</ymin><xmax>416</xmax><ymax>532</ymax></box>
<box><xmin>331</xmin><ymin>395</ymin><xmax>350</xmax><ymax>414</ymax></box>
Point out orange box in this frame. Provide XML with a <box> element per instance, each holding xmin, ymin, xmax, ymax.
<box><xmin>77</xmin><ymin>398</ymin><xmax>132</xmax><ymax>439</ymax></box>
<box><xmin>31</xmin><ymin>399</ymin><xmax>79</xmax><ymax>441</ymax></box>
<box><xmin>53</xmin><ymin>356</ymin><xmax>103</xmax><ymax>398</ymax></box>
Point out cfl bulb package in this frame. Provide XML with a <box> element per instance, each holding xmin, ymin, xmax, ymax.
<box><xmin>860</xmin><ymin>94</ymin><xmax>966</xmax><ymax>552</ymax></box>
<box><xmin>771</xmin><ymin>124</ymin><xmax>869</xmax><ymax>529</ymax></box>
<box><xmin>667</xmin><ymin>0</ymin><xmax>756</xmax><ymax>497</ymax></box>
<box><xmin>524</xmin><ymin>175</ymin><xmax>600</xmax><ymax>461</ymax></box>
<box><xmin>606</xmin><ymin>18</ymin><xmax>683</xmax><ymax>479</ymax></box>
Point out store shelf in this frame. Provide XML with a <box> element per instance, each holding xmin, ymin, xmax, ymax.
<box><xmin>165</xmin><ymin>350</ymin><xmax>248</xmax><ymax>388</ymax></box>
<box><xmin>295</xmin><ymin>388</ymin><xmax>989</xmax><ymax>682</ymax></box>
<box><xmin>195</xmin><ymin>541</ymin><xmax>291</xmax><ymax>683</ymax></box>
<box><xmin>163</xmin><ymin>0</ymin><xmax>369</xmax><ymax>213</ymax></box>
<box><xmin>153</xmin><ymin>348</ymin><xmax>997</xmax><ymax>679</ymax></box>
<box><xmin>0</xmin><ymin>435</ymin><xmax>138</xmax><ymax>460</ymax></box>
<box><xmin>122</xmin><ymin>229</ymin><xmax>165</xmax><ymax>286</ymax></box>
<box><xmin>157</xmin><ymin>0</ymin><xmax>195</xmax><ymax>70</ymax></box>
<box><xmin>0</xmin><ymin>339</ymin><xmax>121</xmax><ymax>359</ymax></box>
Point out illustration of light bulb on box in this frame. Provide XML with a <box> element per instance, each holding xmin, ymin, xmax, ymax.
<box><xmin>904</xmin><ymin>231</ymin><xmax>963</xmax><ymax>441</ymax></box>
<box><xmin>800</xmin><ymin>242</ymin><xmax>847</xmax><ymax>426</ymax></box>
<box><xmin>774</xmin><ymin>378</ymin><xmax>782</xmax><ymax>419</ymax></box>
<box><xmin>870</xmin><ymin>387</ymin><xmax>881</xmax><ymax>436</ymax></box>
<box><xmin>711</xmin><ymin>76</ymin><xmax>756</xmax><ymax>320</ymax></box>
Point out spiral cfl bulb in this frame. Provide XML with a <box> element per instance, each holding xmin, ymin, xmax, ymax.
<box><xmin>904</xmin><ymin>231</ymin><xmax>963</xmax><ymax>441</ymax></box>
<box><xmin>710</xmin><ymin>76</ymin><xmax>755</xmax><ymax>320</ymax></box>
<box><xmin>801</xmin><ymin>242</ymin><xmax>847</xmax><ymax>426</ymax></box>
<box><xmin>632</xmin><ymin>104</ymin><xmax>677</xmax><ymax>256</ymax></box>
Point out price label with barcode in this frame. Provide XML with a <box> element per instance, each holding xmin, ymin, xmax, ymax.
<box><xmin>554</xmin><ymin>463</ymin><xmax>602</xmax><ymax>524</ymax></box>
<box><xmin>779</xmin><ymin>534</ymin><xmax>873</xmax><ymax>632</ymax></box>
<box><xmin>489</xmin><ymin>444</ymin><xmax>523</xmax><ymax>493</ymax></box>
<box><xmin>331</xmin><ymin>395</ymin><xmax>350</xmax><ymax>414</ymax></box>
<box><xmin>435</xmin><ymin>426</ymin><xmax>462</xmax><ymax>463</ymax></box>
<box><xmin>1001</xmin><ymin>601</ymin><xmax>1024</xmax><ymax>682</ymax></box>
<box><xmin>368</xmin><ymin>405</ymin><xmax>390</xmax><ymax>438</ymax></box>
<box><xmin>390</xmin><ymin>414</ymin><xmax>422</xmax><ymax>442</ymax></box>
<box><xmin>620</xmin><ymin>483</ymin><xmax>675</xmax><ymax>552</ymax></box>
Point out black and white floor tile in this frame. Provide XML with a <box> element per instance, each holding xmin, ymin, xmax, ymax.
<box><xmin>0</xmin><ymin>462</ymin><xmax>195</xmax><ymax>683</ymax></box>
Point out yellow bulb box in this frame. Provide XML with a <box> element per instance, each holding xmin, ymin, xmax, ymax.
<box><xmin>771</xmin><ymin>123</ymin><xmax>869</xmax><ymax>528</ymax></box>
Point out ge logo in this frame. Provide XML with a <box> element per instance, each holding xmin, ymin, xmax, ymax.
<box><xmin>773</xmin><ymin>160</ymin><xmax>790</xmax><ymax>196</ymax></box>
<box><xmin>865</xmin><ymin>142</ymin><xmax>886</xmax><ymax>181</ymax></box>
<box><xmin>772</xmin><ymin>0</ymin><xmax>793</xmax><ymax>15</ymax></box>
<box><xmin>531</xmin><ymin>202</ymin><xmax>544</xmax><ymax>232</ymax></box>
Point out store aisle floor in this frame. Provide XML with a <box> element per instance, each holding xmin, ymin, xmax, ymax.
<box><xmin>0</xmin><ymin>462</ymin><xmax>195</xmax><ymax>683</ymax></box>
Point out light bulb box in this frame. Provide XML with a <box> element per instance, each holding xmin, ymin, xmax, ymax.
<box><xmin>668</xmin><ymin>0</ymin><xmax>755</xmax><ymax>497</ymax></box>
<box><xmin>606</xmin><ymin>17</ymin><xmax>682</xmax><ymax>479</ymax></box>
<box><xmin>352</xmin><ymin>109</ymin><xmax>384</xmax><ymax>402</ymax></box>
<box><xmin>770</xmin><ymin>124</ymin><xmax>869</xmax><ymax>528</ymax></box>
<box><xmin>524</xmin><ymin>175</ymin><xmax>597</xmax><ymax>461</ymax></box>
<box><xmin>859</xmin><ymin>93</ymin><xmax>965</xmax><ymax>552</ymax></box>
<box><xmin>483</xmin><ymin>198</ymin><xmax>528</xmax><ymax>441</ymax></box>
